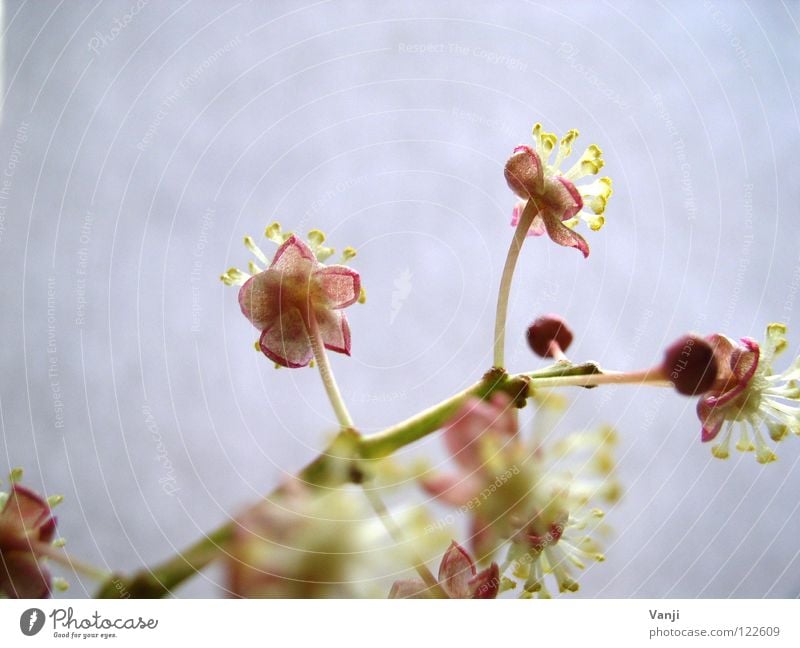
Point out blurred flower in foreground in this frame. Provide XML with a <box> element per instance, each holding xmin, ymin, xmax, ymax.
<box><xmin>505</xmin><ymin>123</ymin><xmax>612</xmax><ymax>257</ymax></box>
<box><xmin>226</xmin><ymin>481</ymin><xmax>446</xmax><ymax>598</ymax></box>
<box><xmin>0</xmin><ymin>473</ymin><xmax>60</xmax><ymax>598</ymax></box>
<box><xmin>697</xmin><ymin>323</ymin><xmax>800</xmax><ymax>463</ymax></box>
<box><xmin>421</xmin><ymin>394</ymin><xmax>617</xmax><ymax>598</ymax></box>
<box><xmin>221</xmin><ymin>225</ymin><xmax>361</xmax><ymax>368</ymax></box>
<box><xmin>389</xmin><ymin>541</ymin><xmax>499</xmax><ymax>599</ymax></box>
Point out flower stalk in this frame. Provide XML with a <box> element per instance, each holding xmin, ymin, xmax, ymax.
<box><xmin>523</xmin><ymin>368</ymin><xmax>671</xmax><ymax>389</ymax></box>
<box><xmin>307</xmin><ymin>309</ymin><xmax>354</xmax><ymax>430</ymax></box>
<box><xmin>493</xmin><ymin>200</ymin><xmax>538</xmax><ymax>368</ymax></box>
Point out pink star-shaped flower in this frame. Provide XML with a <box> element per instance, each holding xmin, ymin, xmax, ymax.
<box><xmin>695</xmin><ymin>324</ymin><xmax>800</xmax><ymax>463</ymax></box>
<box><xmin>505</xmin><ymin>125</ymin><xmax>612</xmax><ymax>258</ymax></box>
<box><xmin>507</xmin><ymin>145</ymin><xmax>589</xmax><ymax>257</ymax></box>
<box><xmin>388</xmin><ymin>541</ymin><xmax>499</xmax><ymax>599</ymax></box>
<box><xmin>0</xmin><ymin>484</ymin><xmax>57</xmax><ymax>598</ymax></box>
<box><xmin>238</xmin><ymin>235</ymin><xmax>361</xmax><ymax>368</ymax></box>
<box><xmin>697</xmin><ymin>334</ymin><xmax>760</xmax><ymax>443</ymax></box>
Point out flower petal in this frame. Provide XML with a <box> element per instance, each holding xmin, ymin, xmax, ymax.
<box><xmin>0</xmin><ymin>551</ymin><xmax>51</xmax><ymax>599</ymax></box>
<box><xmin>504</xmin><ymin>145</ymin><xmax>543</xmax><ymax>199</ymax></box>
<box><xmin>469</xmin><ymin>562</ymin><xmax>500</xmax><ymax>599</ymax></box>
<box><xmin>238</xmin><ymin>271</ymin><xmax>281</xmax><ymax>330</ymax></box>
<box><xmin>388</xmin><ymin>578</ymin><xmax>431</xmax><ymax>599</ymax></box>
<box><xmin>420</xmin><ymin>472</ymin><xmax>481</xmax><ymax>507</ymax></box>
<box><xmin>731</xmin><ymin>338</ymin><xmax>759</xmax><ymax>382</ymax></box>
<box><xmin>1</xmin><ymin>485</ymin><xmax>54</xmax><ymax>537</ymax></box>
<box><xmin>705</xmin><ymin>337</ymin><xmax>760</xmax><ymax>409</ymax></box>
<box><xmin>438</xmin><ymin>541</ymin><xmax>477</xmax><ymax>598</ymax></box>
<box><xmin>270</xmin><ymin>234</ymin><xmax>317</xmax><ymax>273</ymax></box>
<box><xmin>511</xmin><ymin>200</ymin><xmax>546</xmax><ymax>237</ymax></box>
<box><xmin>258</xmin><ymin>308</ymin><xmax>313</xmax><ymax>368</ymax></box>
<box><xmin>555</xmin><ymin>176</ymin><xmax>584</xmax><ymax>220</ymax></box>
<box><xmin>444</xmin><ymin>395</ymin><xmax>517</xmax><ymax>471</ymax></box>
<box><xmin>697</xmin><ymin>398</ymin><xmax>726</xmax><ymax>442</ymax></box>
<box><xmin>540</xmin><ymin>209</ymin><xmax>590</xmax><ymax>258</ymax></box>
<box><xmin>314</xmin><ymin>265</ymin><xmax>361</xmax><ymax>309</ymax></box>
<box><xmin>315</xmin><ymin>309</ymin><xmax>352</xmax><ymax>356</ymax></box>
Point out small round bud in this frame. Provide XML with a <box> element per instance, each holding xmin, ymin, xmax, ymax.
<box><xmin>527</xmin><ymin>314</ymin><xmax>574</xmax><ymax>358</ymax></box>
<box><xmin>504</xmin><ymin>146</ymin><xmax>542</xmax><ymax>199</ymax></box>
<box><xmin>662</xmin><ymin>334</ymin><xmax>718</xmax><ymax>395</ymax></box>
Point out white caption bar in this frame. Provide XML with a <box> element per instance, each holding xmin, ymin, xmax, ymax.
<box><xmin>1</xmin><ymin>599</ymin><xmax>798</xmax><ymax>646</ymax></box>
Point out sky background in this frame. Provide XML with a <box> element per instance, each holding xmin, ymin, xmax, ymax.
<box><xmin>1</xmin><ymin>0</ymin><xmax>800</xmax><ymax>598</ymax></box>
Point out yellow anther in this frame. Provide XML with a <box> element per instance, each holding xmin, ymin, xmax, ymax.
<box><xmin>308</xmin><ymin>230</ymin><xmax>326</xmax><ymax>247</ymax></box>
<box><xmin>265</xmin><ymin>222</ymin><xmax>283</xmax><ymax>243</ymax></box>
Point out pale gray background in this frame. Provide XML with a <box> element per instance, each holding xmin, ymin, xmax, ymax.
<box><xmin>1</xmin><ymin>0</ymin><xmax>799</xmax><ymax>598</ymax></box>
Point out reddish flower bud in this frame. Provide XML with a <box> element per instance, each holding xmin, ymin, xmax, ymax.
<box><xmin>526</xmin><ymin>314</ymin><xmax>574</xmax><ymax>359</ymax></box>
<box><xmin>0</xmin><ymin>483</ymin><xmax>58</xmax><ymax>598</ymax></box>
<box><xmin>661</xmin><ymin>334</ymin><xmax>718</xmax><ymax>396</ymax></box>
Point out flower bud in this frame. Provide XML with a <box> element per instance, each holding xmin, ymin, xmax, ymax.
<box><xmin>526</xmin><ymin>314</ymin><xmax>574</xmax><ymax>359</ymax></box>
<box><xmin>661</xmin><ymin>334</ymin><xmax>718</xmax><ymax>396</ymax></box>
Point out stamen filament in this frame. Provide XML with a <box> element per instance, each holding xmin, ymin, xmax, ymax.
<box><xmin>37</xmin><ymin>543</ymin><xmax>111</xmax><ymax>582</ymax></box>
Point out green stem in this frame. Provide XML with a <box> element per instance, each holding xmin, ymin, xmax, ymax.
<box><xmin>95</xmin><ymin>361</ymin><xmax>669</xmax><ymax>598</ymax></box>
<box><xmin>359</xmin><ymin>381</ymin><xmax>484</xmax><ymax>459</ymax></box>
<box><xmin>524</xmin><ymin>368</ymin><xmax>670</xmax><ymax>389</ymax></box>
<box><xmin>95</xmin><ymin>523</ymin><xmax>233</xmax><ymax>598</ymax></box>
<box><xmin>38</xmin><ymin>544</ymin><xmax>111</xmax><ymax>582</ymax></box>
<box><xmin>307</xmin><ymin>310</ymin><xmax>354</xmax><ymax>429</ymax></box>
<box><xmin>493</xmin><ymin>200</ymin><xmax>538</xmax><ymax>369</ymax></box>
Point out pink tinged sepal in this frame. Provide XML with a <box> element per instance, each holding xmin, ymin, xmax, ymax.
<box><xmin>0</xmin><ymin>485</ymin><xmax>57</xmax><ymax>599</ymax></box>
<box><xmin>238</xmin><ymin>275</ymin><xmax>256</xmax><ymax>322</ymax></box>
<box><xmin>443</xmin><ymin>395</ymin><xmax>517</xmax><ymax>472</ymax></box>
<box><xmin>0</xmin><ymin>552</ymin><xmax>52</xmax><ymax>599</ymax></box>
<box><xmin>541</xmin><ymin>209</ymin><xmax>589</xmax><ymax>258</ymax></box>
<box><xmin>438</xmin><ymin>541</ymin><xmax>478</xmax><ymax>598</ymax></box>
<box><xmin>510</xmin><ymin>176</ymin><xmax>590</xmax><ymax>256</ymax></box>
<box><xmin>555</xmin><ymin>176</ymin><xmax>584</xmax><ymax>220</ymax></box>
<box><xmin>258</xmin><ymin>308</ymin><xmax>313</xmax><ymax>368</ymax></box>
<box><xmin>2</xmin><ymin>485</ymin><xmax>55</xmax><ymax>537</ymax></box>
<box><xmin>270</xmin><ymin>234</ymin><xmax>315</xmax><ymax>272</ymax></box>
<box><xmin>0</xmin><ymin>485</ymin><xmax>57</xmax><ymax>551</ymax></box>
<box><xmin>696</xmin><ymin>336</ymin><xmax>760</xmax><ymax>442</ymax></box>
<box><xmin>420</xmin><ymin>472</ymin><xmax>480</xmax><ymax>507</ymax></box>
<box><xmin>238</xmin><ymin>272</ymin><xmax>280</xmax><ymax>330</ymax></box>
<box><xmin>388</xmin><ymin>541</ymin><xmax>500</xmax><ymax>599</ymax></box>
<box><xmin>504</xmin><ymin>146</ymin><xmax>543</xmax><ymax>199</ymax></box>
<box><xmin>315</xmin><ymin>265</ymin><xmax>361</xmax><ymax>309</ymax></box>
<box><xmin>316</xmin><ymin>309</ymin><xmax>352</xmax><ymax>356</ymax></box>
<box><xmin>511</xmin><ymin>201</ymin><xmax>546</xmax><ymax>237</ymax></box>
<box><xmin>704</xmin><ymin>336</ymin><xmax>760</xmax><ymax>410</ymax></box>
<box><xmin>470</xmin><ymin>562</ymin><xmax>500</xmax><ymax>599</ymax></box>
<box><xmin>697</xmin><ymin>399</ymin><xmax>725</xmax><ymax>442</ymax></box>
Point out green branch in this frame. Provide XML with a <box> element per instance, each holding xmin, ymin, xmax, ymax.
<box><xmin>94</xmin><ymin>361</ymin><xmax>614</xmax><ymax>598</ymax></box>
